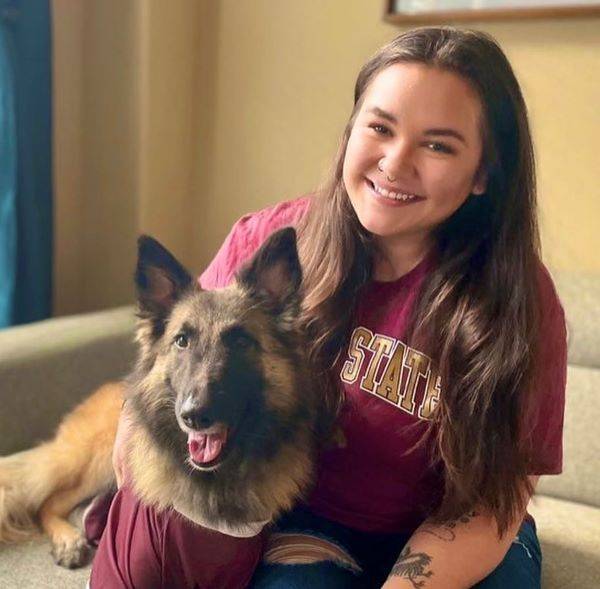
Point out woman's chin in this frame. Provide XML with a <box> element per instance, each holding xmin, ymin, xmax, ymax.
<box><xmin>353</xmin><ymin>210</ymin><xmax>407</xmax><ymax>240</ymax></box>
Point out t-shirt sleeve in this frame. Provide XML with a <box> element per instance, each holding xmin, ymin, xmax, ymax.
<box><xmin>526</xmin><ymin>263</ymin><xmax>568</xmax><ymax>475</ymax></box>
<box><xmin>198</xmin><ymin>214</ymin><xmax>261</xmax><ymax>290</ymax></box>
<box><xmin>198</xmin><ymin>197</ymin><xmax>310</xmax><ymax>291</ymax></box>
<box><xmin>89</xmin><ymin>486</ymin><xmax>165</xmax><ymax>589</ymax></box>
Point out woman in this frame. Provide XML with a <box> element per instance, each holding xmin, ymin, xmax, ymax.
<box><xmin>114</xmin><ymin>26</ymin><xmax>566</xmax><ymax>589</ymax></box>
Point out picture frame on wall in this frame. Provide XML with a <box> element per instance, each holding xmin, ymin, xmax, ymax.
<box><xmin>384</xmin><ymin>0</ymin><xmax>600</xmax><ymax>23</ymax></box>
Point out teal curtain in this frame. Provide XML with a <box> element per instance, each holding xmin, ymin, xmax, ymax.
<box><xmin>0</xmin><ymin>6</ymin><xmax>17</xmax><ymax>327</ymax></box>
<box><xmin>0</xmin><ymin>0</ymin><xmax>53</xmax><ymax>327</ymax></box>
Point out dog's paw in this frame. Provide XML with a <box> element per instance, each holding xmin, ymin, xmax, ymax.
<box><xmin>51</xmin><ymin>535</ymin><xmax>93</xmax><ymax>569</ymax></box>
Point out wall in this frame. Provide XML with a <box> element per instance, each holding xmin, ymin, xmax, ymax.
<box><xmin>192</xmin><ymin>1</ymin><xmax>600</xmax><ymax>275</ymax></box>
<box><xmin>52</xmin><ymin>1</ymin><xmax>600</xmax><ymax>316</ymax></box>
<box><xmin>52</xmin><ymin>0</ymin><xmax>204</xmax><ymax>314</ymax></box>
<box><xmin>52</xmin><ymin>0</ymin><xmax>85</xmax><ymax>315</ymax></box>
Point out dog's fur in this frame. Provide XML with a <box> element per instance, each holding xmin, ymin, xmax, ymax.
<box><xmin>0</xmin><ymin>228</ymin><xmax>323</xmax><ymax>569</ymax></box>
<box><xmin>0</xmin><ymin>382</ymin><xmax>121</xmax><ymax>567</ymax></box>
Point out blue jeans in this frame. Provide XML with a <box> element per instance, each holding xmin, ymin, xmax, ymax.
<box><xmin>249</xmin><ymin>507</ymin><xmax>541</xmax><ymax>588</ymax></box>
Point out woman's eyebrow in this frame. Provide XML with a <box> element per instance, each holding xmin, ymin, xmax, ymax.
<box><xmin>424</xmin><ymin>128</ymin><xmax>468</xmax><ymax>146</ymax></box>
<box><xmin>367</xmin><ymin>106</ymin><xmax>397</xmax><ymax>123</ymax></box>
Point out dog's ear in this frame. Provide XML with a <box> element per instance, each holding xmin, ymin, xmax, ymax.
<box><xmin>237</xmin><ymin>227</ymin><xmax>302</xmax><ymax>313</ymax></box>
<box><xmin>135</xmin><ymin>235</ymin><xmax>193</xmax><ymax>320</ymax></box>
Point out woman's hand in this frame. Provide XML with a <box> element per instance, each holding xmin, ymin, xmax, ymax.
<box><xmin>112</xmin><ymin>402</ymin><xmax>134</xmax><ymax>488</ymax></box>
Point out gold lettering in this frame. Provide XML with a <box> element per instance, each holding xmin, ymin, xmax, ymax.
<box><xmin>419</xmin><ymin>371</ymin><xmax>441</xmax><ymax>420</ymax></box>
<box><xmin>361</xmin><ymin>335</ymin><xmax>394</xmax><ymax>393</ymax></box>
<box><xmin>374</xmin><ymin>340</ymin><xmax>406</xmax><ymax>404</ymax></box>
<box><xmin>341</xmin><ymin>325</ymin><xmax>440</xmax><ymax>421</ymax></box>
<box><xmin>340</xmin><ymin>327</ymin><xmax>372</xmax><ymax>384</ymax></box>
<box><xmin>400</xmin><ymin>349</ymin><xmax>430</xmax><ymax>414</ymax></box>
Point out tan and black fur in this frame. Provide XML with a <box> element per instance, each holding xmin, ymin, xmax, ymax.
<box><xmin>0</xmin><ymin>382</ymin><xmax>121</xmax><ymax>567</ymax></box>
<box><xmin>0</xmin><ymin>228</ymin><xmax>324</xmax><ymax>568</ymax></box>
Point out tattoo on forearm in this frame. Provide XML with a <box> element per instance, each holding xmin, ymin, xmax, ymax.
<box><xmin>389</xmin><ymin>545</ymin><xmax>433</xmax><ymax>588</ymax></box>
<box><xmin>418</xmin><ymin>510</ymin><xmax>479</xmax><ymax>542</ymax></box>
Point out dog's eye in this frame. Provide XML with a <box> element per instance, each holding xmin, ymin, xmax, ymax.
<box><xmin>174</xmin><ymin>333</ymin><xmax>189</xmax><ymax>349</ymax></box>
<box><xmin>223</xmin><ymin>327</ymin><xmax>256</xmax><ymax>350</ymax></box>
<box><xmin>234</xmin><ymin>333</ymin><xmax>254</xmax><ymax>349</ymax></box>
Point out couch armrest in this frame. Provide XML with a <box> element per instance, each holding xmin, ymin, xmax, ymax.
<box><xmin>0</xmin><ymin>306</ymin><xmax>137</xmax><ymax>455</ymax></box>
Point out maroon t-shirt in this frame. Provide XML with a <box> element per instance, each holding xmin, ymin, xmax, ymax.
<box><xmin>89</xmin><ymin>486</ymin><xmax>265</xmax><ymax>589</ymax></box>
<box><xmin>199</xmin><ymin>196</ymin><xmax>567</xmax><ymax>535</ymax></box>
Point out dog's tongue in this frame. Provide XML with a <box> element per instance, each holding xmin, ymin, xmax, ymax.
<box><xmin>187</xmin><ymin>429</ymin><xmax>228</xmax><ymax>464</ymax></box>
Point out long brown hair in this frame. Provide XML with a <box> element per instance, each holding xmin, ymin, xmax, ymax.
<box><xmin>298</xmin><ymin>27</ymin><xmax>541</xmax><ymax>537</ymax></box>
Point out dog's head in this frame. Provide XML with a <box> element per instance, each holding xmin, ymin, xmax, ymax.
<box><xmin>131</xmin><ymin>228</ymin><xmax>310</xmax><ymax>474</ymax></box>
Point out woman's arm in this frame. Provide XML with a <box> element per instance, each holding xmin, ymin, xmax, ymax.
<box><xmin>381</xmin><ymin>476</ymin><xmax>539</xmax><ymax>589</ymax></box>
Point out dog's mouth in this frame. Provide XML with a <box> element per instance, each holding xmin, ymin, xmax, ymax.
<box><xmin>187</xmin><ymin>425</ymin><xmax>231</xmax><ymax>471</ymax></box>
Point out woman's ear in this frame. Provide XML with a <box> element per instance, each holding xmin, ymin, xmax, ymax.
<box><xmin>472</xmin><ymin>166</ymin><xmax>488</xmax><ymax>196</ymax></box>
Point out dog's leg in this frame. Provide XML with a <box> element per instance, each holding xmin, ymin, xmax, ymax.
<box><xmin>39</xmin><ymin>482</ymin><xmax>96</xmax><ymax>568</ymax></box>
<box><xmin>39</xmin><ymin>439</ymin><xmax>117</xmax><ymax>568</ymax></box>
<box><xmin>37</xmin><ymin>383</ymin><xmax>122</xmax><ymax>568</ymax></box>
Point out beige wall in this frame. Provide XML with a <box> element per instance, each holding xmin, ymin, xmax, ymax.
<box><xmin>193</xmin><ymin>1</ymin><xmax>600</xmax><ymax>273</ymax></box>
<box><xmin>52</xmin><ymin>1</ymin><xmax>85</xmax><ymax>315</ymax></box>
<box><xmin>52</xmin><ymin>0</ymin><xmax>205</xmax><ymax>314</ymax></box>
<box><xmin>52</xmin><ymin>1</ymin><xmax>600</xmax><ymax>316</ymax></box>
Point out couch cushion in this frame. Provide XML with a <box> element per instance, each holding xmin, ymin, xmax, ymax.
<box><xmin>536</xmin><ymin>364</ymin><xmax>600</xmax><ymax>508</ymax></box>
<box><xmin>0</xmin><ymin>305</ymin><xmax>135</xmax><ymax>362</ymax></box>
<box><xmin>552</xmin><ymin>271</ymin><xmax>600</xmax><ymax>368</ymax></box>
<box><xmin>528</xmin><ymin>494</ymin><xmax>600</xmax><ymax>589</ymax></box>
<box><xmin>0</xmin><ymin>306</ymin><xmax>136</xmax><ymax>455</ymax></box>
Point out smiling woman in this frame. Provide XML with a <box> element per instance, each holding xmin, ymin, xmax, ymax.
<box><xmin>342</xmin><ymin>62</ymin><xmax>487</xmax><ymax>281</ymax></box>
<box><xmin>237</xmin><ymin>27</ymin><xmax>566</xmax><ymax>589</ymax></box>
<box><xmin>103</xmin><ymin>25</ymin><xmax>566</xmax><ymax>589</ymax></box>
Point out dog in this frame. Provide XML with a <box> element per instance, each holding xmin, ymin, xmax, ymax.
<box><xmin>0</xmin><ymin>228</ymin><xmax>326</xmax><ymax>587</ymax></box>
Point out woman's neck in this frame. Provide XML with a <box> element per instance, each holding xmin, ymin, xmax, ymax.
<box><xmin>372</xmin><ymin>233</ymin><xmax>433</xmax><ymax>282</ymax></box>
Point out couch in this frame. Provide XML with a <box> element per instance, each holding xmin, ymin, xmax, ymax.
<box><xmin>0</xmin><ymin>271</ymin><xmax>598</xmax><ymax>588</ymax></box>
<box><xmin>527</xmin><ymin>272</ymin><xmax>600</xmax><ymax>587</ymax></box>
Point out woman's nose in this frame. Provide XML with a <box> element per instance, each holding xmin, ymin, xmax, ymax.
<box><xmin>380</xmin><ymin>140</ymin><xmax>416</xmax><ymax>182</ymax></box>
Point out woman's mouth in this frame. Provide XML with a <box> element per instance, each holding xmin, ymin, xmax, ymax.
<box><xmin>366</xmin><ymin>178</ymin><xmax>424</xmax><ymax>205</ymax></box>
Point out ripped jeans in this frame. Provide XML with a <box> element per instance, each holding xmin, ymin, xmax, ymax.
<box><xmin>249</xmin><ymin>506</ymin><xmax>541</xmax><ymax>589</ymax></box>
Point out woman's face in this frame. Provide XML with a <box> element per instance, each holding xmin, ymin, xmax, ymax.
<box><xmin>343</xmin><ymin>62</ymin><xmax>487</xmax><ymax>255</ymax></box>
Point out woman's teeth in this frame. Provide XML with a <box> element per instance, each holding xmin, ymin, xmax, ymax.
<box><xmin>370</xmin><ymin>180</ymin><xmax>418</xmax><ymax>201</ymax></box>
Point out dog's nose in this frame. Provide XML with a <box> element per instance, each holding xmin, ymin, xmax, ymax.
<box><xmin>180</xmin><ymin>396</ymin><xmax>215</xmax><ymax>430</ymax></box>
<box><xmin>181</xmin><ymin>409</ymin><xmax>214</xmax><ymax>431</ymax></box>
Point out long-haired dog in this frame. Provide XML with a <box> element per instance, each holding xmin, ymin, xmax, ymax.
<box><xmin>0</xmin><ymin>228</ymin><xmax>325</xmax><ymax>586</ymax></box>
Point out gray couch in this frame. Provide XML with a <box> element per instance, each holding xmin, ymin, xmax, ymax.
<box><xmin>528</xmin><ymin>272</ymin><xmax>600</xmax><ymax>587</ymax></box>
<box><xmin>0</xmin><ymin>272</ymin><xmax>598</xmax><ymax>588</ymax></box>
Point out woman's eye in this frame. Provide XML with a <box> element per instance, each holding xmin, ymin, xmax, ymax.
<box><xmin>426</xmin><ymin>141</ymin><xmax>454</xmax><ymax>154</ymax></box>
<box><xmin>174</xmin><ymin>333</ymin><xmax>189</xmax><ymax>349</ymax></box>
<box><xmin>370</xmin><ymin>123</ymin><xmax>390</xmax><ymax>136</ymax></box>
